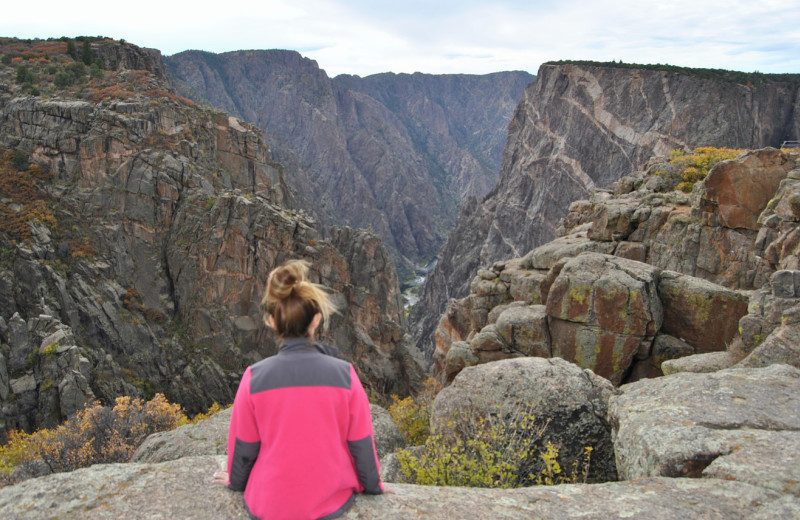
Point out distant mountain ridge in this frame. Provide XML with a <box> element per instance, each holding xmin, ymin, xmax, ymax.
<box><xmin>164</xmin><ymin>50</ymin><xmax>534</xmax><ymax>276</ymax></box>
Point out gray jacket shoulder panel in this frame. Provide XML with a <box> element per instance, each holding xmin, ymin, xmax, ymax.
<box><xmin>249</xmin><ymin>338</ymin><xmax>352</xmax><ymax>394</ymax></box>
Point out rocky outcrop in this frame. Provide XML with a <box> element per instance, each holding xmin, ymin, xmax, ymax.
<box><xmin>430</xmin><ymin>148</ymin><xmax>798</xmax><ymax>385</ymax></box>
<box><xmin>2</xmin><ymin>363</ymin><xmax>798</xmax><ymax>519</ymax></box>
<box><xmin>609</xmin><ymin>364</ymin><xmax>800</xmax><ymax>490</ymax></box>
<box><xmin>131</xmin><ymin>403</ymin><xmax>404</xmax><ymax>464</ymax></box>
<box><xmin>414</xmin><ymin>63</ymin><xmax>800</xmax><ymax>356</ymax></box>
<box><xmin>430</xmin><ymin>357</ymin><xmax>618</xmax><ymax>483</ymax></box>
<box><xmin>0</xmin><ymin>38</ymin><xmax>423</xmax><ymax>437</ymax></box>
<box><xmin>165</xmin><ymin>50</ymin><xmax>533</xmax><ymax>274</ymax></box>
<box><xmin>1</xmin><ymin>455</ymin><xmax>795</xmax><ymax>520</ymax></box>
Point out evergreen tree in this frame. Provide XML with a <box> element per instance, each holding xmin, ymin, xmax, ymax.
<box><xmin>81</xmin><ymin>40</ymin><xmax>92</xmax><ymax>65</ymax></box>
<box><xmin>66</xmin><ymin>40</ymin><xmax>77</xmax><ymax>60</ymax></box>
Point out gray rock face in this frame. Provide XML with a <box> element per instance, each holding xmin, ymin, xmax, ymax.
<box><xmin>431</xmin><ymin>357</ymin><xmax>618</xmax><ymax>482</ymax></box>
<box><xmin>414</xmin><ymin>63</ymin><xmax>800</xmax><ymax>356</ymax></box>
<box><xmin>430</xmin><ymin>149</ymin><xmax>799</xmax><ymax>385</ymax></box>
<box><xmin>165</xmin><ymin>50</ymin><xmax>534</xmax><ymax>274</ymax></box>
<box><xmin>132</xmin><ymin>408</ymin><xmax>232</xmax><ymax>464</ymax></box>
<box><xmin>608</xmin><ymin>364</ymin><xmax>800</xmax><ymax>489</ymax></box>
<box><xmin>0</xmin><ymin>39</ymin><xmax>423</xmax><ymax>435</ymax></box>
<box><xmin>370</xmin><ymin>404</ymin><xmax>406</xmax><ymax>459</ymax></box>
<box><xmin>1</xmin><ymin>456</ymin><xmax>794</xmax><ymax>520</ymax></box>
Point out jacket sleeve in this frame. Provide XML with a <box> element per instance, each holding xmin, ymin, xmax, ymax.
<box><xmin>346</xmin><ymin>365</ymin><xmax>383</xmax><ymax>494</ymax></box>
<box><xmin>227</xmin><ymin>367</ymin><xmax>261</xmax><ymax>492</ymax></box>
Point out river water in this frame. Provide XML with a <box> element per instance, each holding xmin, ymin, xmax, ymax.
<box><xmin>401</xmin><ymin>256</ymin><xmax>438</xmax><ymax>309</ymax></box>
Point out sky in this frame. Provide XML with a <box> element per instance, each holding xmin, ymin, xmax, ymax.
<box><xmin>3</xmin><ymin>0</ymin><xmax>799</xmax><ymax>77</ymax></box>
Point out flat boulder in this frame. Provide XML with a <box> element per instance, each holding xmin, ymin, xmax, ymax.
<box><xmin>608</xmin><ymin>363</ymin><xmax>800</xmax><ymax>496</ymax></box>
<box><xmin>0</xmin><ymin>456</ymin><xmax>793</xmax><ymax>519</ymax></box>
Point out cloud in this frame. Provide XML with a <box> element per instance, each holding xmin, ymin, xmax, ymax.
<box><xmin>0</xmin><ymin>0</ymin><xmax>797</xmax><ymax>76</ymax></box>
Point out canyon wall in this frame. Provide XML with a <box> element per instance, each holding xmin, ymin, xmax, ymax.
<box><xmin>0</xmin><ymin>38</ymin><xmax>423</xmax><ymax>437</ymax></box>
<box><xmin>165</xmin><ymin>50</ymin><xmax>533</xmax><ymax>275</ymax></box>
<box><xmin>414</xmin><ymin>63</ymin><xmax>800</xmax><ymax>357</ymax></box>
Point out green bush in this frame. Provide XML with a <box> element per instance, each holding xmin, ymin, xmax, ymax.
<box><xmin>15</xmin><ymin>65</ymin><xmax>35</xmax><ymax>84</ymax></box>
<box><xmin>53</xmin><ymin>71</ymin><xmax>74</xmax><ymax>88</ymax></box>
<box><xmin>1</xmin><ymin>55</ymin><xmax>11</xmax><ymax>65</ymax></box>
<box><xmin>13</xmin><ymin>150</ymin><xmax>28</xmax><ymax>171</ymax></box>
<box><xmin>66</xmin><ymin>62</ymin><xmax>86</xmax><ymax>78</ymax></box>
<box><xmin>396</xmin><ymin>404</ymin><xmax>592</xmax><ymax>488</ymax></box>
<box><xmin>81</xmin><ymin>40</ymin><xmax>92</xmax><ymax>65</ymax></box>
<box><xmin>388</xmin><ymin>377</ymin><xmax>440</xmax><ymax>445</ymax></box>
<box><xmin>66</xmin><ymin>40</ymin><xmax>77</xmax><ymax>60</ymax></box>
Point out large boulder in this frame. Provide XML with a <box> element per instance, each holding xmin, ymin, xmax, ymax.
<box><xmin>701</xmin><ymin>148</ymin><xmax>793</xmax><ymax>231</ymax></box>
<box><xmin>608</xmin><ymin>364</ymin><xmax>800</xmax><ymax>493</ymax></box>
<box><xmin>546</xmin><ymin>253</ymin><xmax>662</xmax><ymax>384</ymax></box>
<box><xmin>132</xmin><ymin>408</ymin><xmax>232</xmax><ymax>464</ymax></box>
<box><xmin>658</xmin><ymin>270</ymin><xmax>748</xmax><ymax>353</ymax></box>
<box><xmin>430</xmin><ymin>357</ymin><xmax>618</xmax><ymax>482</ymax></box>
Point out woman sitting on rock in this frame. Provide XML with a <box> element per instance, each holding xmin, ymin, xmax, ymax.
<box><xmin>213</xmin><ymin>259</ymin><xmax>383</xmax><ymax>519</ymax></box>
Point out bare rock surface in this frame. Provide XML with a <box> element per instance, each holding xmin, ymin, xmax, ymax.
<box><xmin>414</xmin><ymin>61</ymin><xmax>800</xmax><ymax>358</ymax></box>
<box><xmin>0</xmin><ymin>454</ymin><xmax>793</xmax><ymax>519</ymax></box>
<box><xmin>608</xmin><ymin>364</ymin><xmax>800</xmax><ymax>491</ymax></box>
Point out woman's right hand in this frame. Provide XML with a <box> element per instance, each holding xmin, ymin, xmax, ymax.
<box><xmin>212</xmin><ymin>471</ymin><xmax>230</xmax><ymax>486</ymax></box>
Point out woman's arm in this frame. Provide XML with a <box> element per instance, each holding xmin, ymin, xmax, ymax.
<box><xmin>346</xmin><ymin>366</ymin><xmax>383</xmax><ymax>494</ymax></box>
<box><xmin>225</xmin><ymin>367</ymin><xmax>261</xmax><ymax>491</ymax></box>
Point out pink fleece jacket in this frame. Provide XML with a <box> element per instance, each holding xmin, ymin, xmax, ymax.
<box><xmin>226</xmin><ymin>338</ymin><xmax>383</xmax><ymax>519</ymax></box>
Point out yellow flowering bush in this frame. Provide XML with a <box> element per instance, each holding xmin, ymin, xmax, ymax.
<box><xmin>396</xmin><ymin>404</ymin><xmax>592</xmax><ymax>488</ymax></box>
<box><xmin>669</xmin><ymin>146</ymin><xmax>746</xmax><ymax>192</ymax></box>
<box><xmin>388</xmin><ymin>377</ymin><xmax>440</xmax><ymax>445</ymax></box>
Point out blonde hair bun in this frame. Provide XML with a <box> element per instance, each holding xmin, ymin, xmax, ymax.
<box><xmin>262</xmin><ymin>259</ymin><xmax>339</xmax><ymax>337</ymax></box>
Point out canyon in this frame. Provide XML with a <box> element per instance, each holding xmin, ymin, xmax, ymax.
<box><xmin>164</xmin><ymin>49</ymin><xmax>533</xmax><ymax>277</ymax></box>
<box><xmin>1</xmin><ymin>36</ymin><xmax>800</xmax><ymax>518</ymax></box>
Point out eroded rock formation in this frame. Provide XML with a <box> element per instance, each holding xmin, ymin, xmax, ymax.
<box><xmin>431</xmin><ymin>148</ymin><xmax>799</xmax><ymax>385</ymax></box>
<box><xmin>0</xmin><ymin>38</ymin><xmax>423</xmax><ymax>437</ymax></box>
<box><xmin>414</xmin><ymin>63</ymin><xmax>800</xmax><ymax>357</ymax></box>
<box><xmin>165</xmin><ymin>50</ymin><xmax>534</xmax><ymax>274</ymax></box>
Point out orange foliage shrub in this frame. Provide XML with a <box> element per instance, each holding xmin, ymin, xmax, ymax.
<box><xmin>0</xmin><ymin>394</ymin><xmax>188</xmax><ymax>487</ymax></box>
<box><xmin>0</xmin><ymin>150</ymin><xmax>57</xmax><ymax>240</ymax></box>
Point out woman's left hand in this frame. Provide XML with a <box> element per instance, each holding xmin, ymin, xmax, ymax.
<box><xmin>212</xmin><ymin>471</ymin><xmax>230</xmax><ymax>486</ymax></box>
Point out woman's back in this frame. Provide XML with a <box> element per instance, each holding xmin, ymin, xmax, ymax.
<box><xmin>227</xmin><ymin>338</ymin><xmax>382</xmax><ymax>520</ymax></box>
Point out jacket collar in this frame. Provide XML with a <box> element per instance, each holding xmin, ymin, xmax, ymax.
<box><xmin>278</xmin><ymin>337</ymin><xmax>340</xmax><ymax>358</ymax></box>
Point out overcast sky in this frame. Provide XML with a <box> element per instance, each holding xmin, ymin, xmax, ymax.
<box><xmin>3</xmin><ymin>0</ymin><xmax>798</xmax><ymax>77</ymax></box>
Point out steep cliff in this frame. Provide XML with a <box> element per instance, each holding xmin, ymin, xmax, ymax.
<box><xmin>430</xmin><ymin>147</ymin><xmax>800</xmax><ymax>386</ymax></box>
<box><xmin>164</xmin><ymin>50</ymin><xmax>533</xmax><ymax>275</ymax></box>
<box><xmin>414</xmin><ymin>62</ymin><xmax>800</xmax><ymax>357</ymax></box>
<box><xmin>0</xmin><ymin>38</ymin><xmax>423</xmax><ymax>437</ymax></box>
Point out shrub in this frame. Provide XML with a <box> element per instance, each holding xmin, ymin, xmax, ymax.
<box><xmin>1</xmin><ymin>55</ymin><xmax>11</xmax><ymax>65</ymax></box>
<box><xmin>53</xmin><ymin>70</ymin><xmax>74</xmax><ymax>88</ymax></box>
<box><xmin>669</xmin><ymin>146</ymin><xmax>746</xmax><ymax>192</ymax></box>
<box><xmin>13</xmin><ymin>149</ymin><xmax>28</xmax><ymax>171</ymax></box>
<box><xmin>15</xmin><ymin>65</ymin><xmax>35</xmax><ymax>84</ymax></box>
<box><xmin>0</xmin><ymin>394</ymin><xmax>189</xmax><ymax>487</ymax></box>
<box><xmin>66</xmin><ymin>61</ymin><xmax>86</xmax><ymax>78</ymax></box>
<box><xmin>81</xmin><ymin>40</ymin><xmax>92</xmax><ymax>65</ymax></box>
<box><xmin>66</xmin><ymin>40</ymin><xmax>77</xmax><ymax>60</ymax></box>
<box><xmin>396</xmin><ymin>404</ymin><xmax>592</xmax><ymax>488</ymax></box>
<box><xmin>388</xmin><ymin>377</ymin><xmax>440</xmax><ymax>445</ymax></box>
<box><xmin>90</xmin><ymin>63</ymin><xmax>103</xmax><ymax>79</ymax></box>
